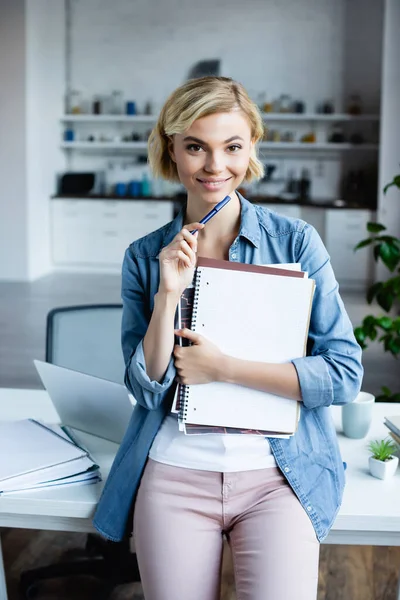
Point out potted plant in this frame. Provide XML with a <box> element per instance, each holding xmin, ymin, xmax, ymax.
<box><xmin>354</xmin><ymin>172</ymin><xmax>400</xmax><ymax>403</ymax></box>
<box><xmin>368</xmin><ymin>438</ymin><xmax>399</xmax><ymax>479</ymax></box>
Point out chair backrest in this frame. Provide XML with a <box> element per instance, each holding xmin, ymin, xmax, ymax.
<box><xmin>46</xmin><ymin>304</ymin><xmax>125</xmax><ymax>385</ymax></box>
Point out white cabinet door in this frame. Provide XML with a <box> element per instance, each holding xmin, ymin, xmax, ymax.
<box><xmin>51</xmin><ymin>200</ymin><xmax>174</xmax><ymax>267</ymax></box>
<box><xmin>325</xmin><ymin>209</ymin><xmax>374</xmax><ymax>289</ymax></box>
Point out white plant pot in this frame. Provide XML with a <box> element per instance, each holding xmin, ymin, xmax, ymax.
<box><xmin>369</xmin><ymin>455</ymin><xmax>399</xmax><ymax>480</ymax></box>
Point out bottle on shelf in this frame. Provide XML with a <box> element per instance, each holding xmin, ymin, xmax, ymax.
<box><xmin>298</xmin><ymin>168</ymin><xmax>311</xmax><ymax>201</ymax></box>
<box><xmin>141</xmin><ymin>172</ymin><xmax>152</xmax><ymax>197</ymax></box>
<box><xmin>66</xmin><ymin>90</ymin><xmax>82</xmax><ymax>114</ymax></box>
<box><xmin>347</xmin><ymin>94</ymin><xmax>363</xmax><ymax>115</ymax></box>
<box><xmin>111</xmin><ymin>90</ymin><xmax>124</xmax><ymax>115</ymax></box>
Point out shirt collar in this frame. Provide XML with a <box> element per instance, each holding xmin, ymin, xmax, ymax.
<box><xmin>159</xmin><ymin>190</ymin><xmax>261</xmax><ymax>255</ymax></box>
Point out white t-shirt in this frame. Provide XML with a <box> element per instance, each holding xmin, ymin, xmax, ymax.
<box><xmin>148</xmin><ymin>413</ymin><xmax>277</xmax><ymax>472</ymax></box>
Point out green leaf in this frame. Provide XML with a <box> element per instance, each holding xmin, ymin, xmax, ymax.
<box><xmin>355</xmin><ymin>238</ymin><xmax>373</xmax><ymax>250</ymax></box>
<box><xmin>374</xmin><ymin>244</ymin><xmax>382</xmax><ymax>262</ymax></box>
<box><xmin>369</xmin><ymin>327</ymin><xmax>378</xmax><ymax>341</ymax></box>
<box><xmin>379</xmin><ymin>242</ymin><xmax>395</xmax><ymax>270</ymax></box>
<box><xmin>367</xmin><ymin>282</ymin><xmax>383</xmax><ymax>304</ymax></box>
<box><xmin>367</xmin><ymin>222</ymin><xmax>386</xmax><ymax>233</ymax></box>
<box><xmin>376</xmin><ymin>290</ymin><xmax>394</xmax><ymax>312</ymax></box>
<box><xmin>364</xmin><ymin>315</ymin><xmax>377</xmax><ymax>327</ymax></box>
<box><xmin>388</xmin><ymin>337</ymin><xmax>400</xmax><ymax>355</ymax></box>
<box><xmin>381</xmin><ymin>386</ymin><xmax>391</xmax><ymax>396</ymax></box>
<box><xmin>383</xmin><ymin>175</ymin><xmax>400</xmax><ymax>194</ymax></box>
<box><xmin>377</xmin><ymin>316</ymin><xmax>393</xmax><ymax>330</ymax></box>
<box><xmin>354</xmin><ymin>327</ymin><xmax>366</xmax><ymax>342</ymax></box>
<box><xmin>376</xmin><ymin>235</ymin><xmax>400</xmax><ymax>245</ymax></box>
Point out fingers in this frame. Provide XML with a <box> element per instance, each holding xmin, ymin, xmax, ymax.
<box><xmin>160</xmin><ymin>223</ymin><xmax>204</xmax><ymax>267</ymax></box>
<box><xmin>183</xmin><ymin>222</ymin><xmax>205</xmax><ymax>234</ymax></box>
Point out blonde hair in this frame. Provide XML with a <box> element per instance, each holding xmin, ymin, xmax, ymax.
<box><xmin>148</xmin><ymin>76</ymin><xmax>265</xmax><ymax>183</ymax></box>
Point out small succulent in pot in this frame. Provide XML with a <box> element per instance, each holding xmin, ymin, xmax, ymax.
<box><xmin>368</xmin><ymin>438</ymin><xmax>399</xmax><ymax>479</ymax></box>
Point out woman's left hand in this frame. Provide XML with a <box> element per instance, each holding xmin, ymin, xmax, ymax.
<box><xmin>173</xmin><ymin>328</ymin><xmax>224</xmax><ymax>385</ymax></box>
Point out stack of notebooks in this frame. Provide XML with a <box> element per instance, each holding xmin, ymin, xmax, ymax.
<box><xmin>172</xmin><ymin>258</ymin><xmax>315</xmax><ymax>438</ymax></box>
<box><xmin>384</xmin><ymin>416</ymin><xmax>400</xmax><ymax>449</ymax></box>
<box><xmin>0</xmin><ymin>419</ymin><xmax>101</xmax><ymax>495</ymax></box>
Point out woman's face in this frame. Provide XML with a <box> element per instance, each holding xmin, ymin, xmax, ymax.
<box><xmin>170</xmin><ymin>111</ymin><xmax>253</xmax><ymax>204</ymax></box>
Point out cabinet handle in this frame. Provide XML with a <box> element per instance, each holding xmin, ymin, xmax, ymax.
<box><xmin>103</xmin><ymin>212</ymin><xmax>118</xmax><ymax>218</ymax></box>
<box><xmin>103</xmin><ymin>231</ymin><xmax>118</xmax><ymax>237</ymax></box>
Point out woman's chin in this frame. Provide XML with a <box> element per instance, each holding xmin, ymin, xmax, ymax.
<box><xmin>193</xmin><ymin>182</ymin><xmax>236</xmax><ymax>202</ymax></box>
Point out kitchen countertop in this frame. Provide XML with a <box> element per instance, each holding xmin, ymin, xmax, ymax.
<box><xmin>52</xmin><ymin>194</ymin><xmax>376</xmax><ymax>211</ymax></box>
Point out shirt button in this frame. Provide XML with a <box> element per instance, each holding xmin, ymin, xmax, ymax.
<box><xmin>284</xmin><ymin>467</ymin><xmax>290</xmax><ymax>473</ymax></box>
<box><xmin>307</xmin><ymin>506</ymin><xmax>312</xmax><ymax>512</ymax></box>
<box><xmin>231</xmin><ymin>253</ymin><xmax>237</xmax><ymax>259</ymax></box>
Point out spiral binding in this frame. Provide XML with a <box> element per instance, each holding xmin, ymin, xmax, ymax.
<box><xmin>178</xmin><ymin>268</ymin><xmax>203</xmax><ymax>423</ymax></box>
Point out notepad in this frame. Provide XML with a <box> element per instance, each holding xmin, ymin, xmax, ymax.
<box><xmin>177</xmin><ymin>258</ymin><xmax>315</xmax><ymax>435</ymax></box>
<box><xmin>0</xmin><ymin>419</ymin><xmax>88</xmax><ymax>485</ymax></box>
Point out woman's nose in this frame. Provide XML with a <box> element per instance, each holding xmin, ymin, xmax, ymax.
<box><xmin>204</xmin><ymin>151</ymin><xmax>225</xmax><ymax>174</ymax></box>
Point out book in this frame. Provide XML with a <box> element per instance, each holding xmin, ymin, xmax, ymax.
<box><xmin>389</xmin><ymin>431</ymin><xmax>400</xmax><ymax>448</ymax></box>
<box><xmin>0</xmin><ymin>419</ymin><xmax>100</xmax><ymax>493</ymax></box>
<box><xmin>176</xmin><ymin>258</ymin><xmax>315</xmax><ymax>435</ymax></box>
<box><xmin>384</xmin><ymin>416</ymin><xmax>400</xmax><ymax>440</ymax></box>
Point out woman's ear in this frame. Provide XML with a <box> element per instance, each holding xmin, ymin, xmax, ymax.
<box><xmin>167</xmin><ymin>136</ymin><xmax>176</xmax><ymax>163</ymax></box>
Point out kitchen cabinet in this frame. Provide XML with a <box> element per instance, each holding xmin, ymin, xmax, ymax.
<box><xmin>325</xmin><ymin>209</ymin><xmax>374</xmax><ymax>290</ymax></box>
<box><xmin>51</xmin><ymin>199</ymin><xmax>174</xmax><ymax>267</ymax></box>
<box><xmin>51</xmin><ymin>199</ymin><xmax>374</xmax><ymax>290</ymax></box>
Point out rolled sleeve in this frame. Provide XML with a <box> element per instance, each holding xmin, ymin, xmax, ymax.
<box><xmin>292</xmin><ymin>355</ymin><xmax>333</xmax><ymax>410</ymax></box>
<box><xmin>293</xmin><ymin>224</ymin><xmax>363</xmax><ymax>409</ymax></box>
<box><xmin>131</xmin><ymin>339</ymin><xmax>176</xmax><ymax>394</ymax></box>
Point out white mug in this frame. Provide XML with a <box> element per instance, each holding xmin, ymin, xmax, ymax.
<box><xmin>341</xmin><ymin>391</ymin><xmax>375</xmax><ymax>439</ymax></box>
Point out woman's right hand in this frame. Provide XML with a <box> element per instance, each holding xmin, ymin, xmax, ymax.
<box><xmin>158</xmin><ymin>222</ymin><xmax>205</xmax><ymax>298</ymax></box>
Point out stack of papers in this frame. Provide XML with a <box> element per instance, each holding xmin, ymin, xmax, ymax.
<box><xmin>384</xmin><ymin>416</ymin><xmax>400</xmax><ymax>448</ymax></box>
<box><xmin>0</xmin><ymin>419</ymin><xmax>101</xmax><ymax>495</ymax></box>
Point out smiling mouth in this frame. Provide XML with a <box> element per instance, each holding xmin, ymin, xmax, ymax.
<box><xmin>197</xmin><ymin>177</ymin><xmax>232</xmax><ymax>184</ymax></box>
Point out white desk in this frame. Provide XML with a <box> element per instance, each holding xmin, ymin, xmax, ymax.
<box><xmin>0</xmin><ymin>389</ymin><xmax>400</xmax><ymax>600</ymax></box>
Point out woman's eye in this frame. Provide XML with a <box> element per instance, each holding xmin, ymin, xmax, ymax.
<box><xmin>227</xmin><ymin>144</ymin><xmax>242</xmax><ymax>152</ymax></box>
<box><xmin>186</xmin><ymin>144</ymin><xmax>203</xmax><ymax>152</ymax></box>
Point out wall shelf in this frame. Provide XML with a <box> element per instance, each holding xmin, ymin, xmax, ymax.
<box><xmin>60</xmin><ymin>141</ymin><xmax>379</xmax><ymax>151</ymax></box>
<box><xmin>59</xmin><ymin>113</ymin><xmax>380</xmax><ymax>124</ymax></box>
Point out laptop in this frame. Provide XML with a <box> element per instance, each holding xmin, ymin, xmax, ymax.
<box><xmin>34</xmin><ymin>360</ymin><xmax>134</xmax><ymax>444</ymax></box>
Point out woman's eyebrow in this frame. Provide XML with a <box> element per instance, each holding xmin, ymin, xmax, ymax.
<box><xmin>183</xmin><ymin>135</ymin><xmax>244</xmax><ymax>144</ymax></box>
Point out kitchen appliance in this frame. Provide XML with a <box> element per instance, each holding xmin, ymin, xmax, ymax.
<box><xmin>57</xmin><ymin>172</ymin><xmax>106</xmax><ymax>196</ymax></box>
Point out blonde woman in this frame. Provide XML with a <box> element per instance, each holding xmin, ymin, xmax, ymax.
<box><xmin>94</xmin><ymin>76</ymin><xmax>363</xmax><ymax>600</ymax></box>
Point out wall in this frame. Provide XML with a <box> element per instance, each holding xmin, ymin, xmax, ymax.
<box><xmin>376</xmin><ymin>0</ymin><xmax>400</xmax><ymax>281</ymax></box>
<box><xmin>26</xmin><ymin>0</ymin><xmax>66</xmax><ymax>280</ymax></box>
<box><xmin>0</xmin><ymin>0</ymin><xmax>66</xmax><ymax>281</ymax></box>
<box><xmin>0</xmin><ymin>0</ymin><xmax>28</xmax><ymax>280</ymax></box>
<box><xmin>66</xmin><ymin>0</ymin><xmax>384</xmax><ymax>201</ymax></box>
<box><xmin>68</xmin><ymin>0</ymin><xmax>382</xmax><ymax>114</ymax></box>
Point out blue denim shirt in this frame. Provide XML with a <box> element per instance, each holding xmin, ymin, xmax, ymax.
<box><xmin>93</xmin><ymin>193</ymin><xmax>363</xmax><ymax>543</ymax></box>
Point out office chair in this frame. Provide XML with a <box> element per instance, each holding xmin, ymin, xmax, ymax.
<box><xmin>19</xmin><ymin>304</ymin><xmax>140</xmax><ymax>599</ymax></box>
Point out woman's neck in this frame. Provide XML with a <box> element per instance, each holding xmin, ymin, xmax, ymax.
<box><xmin>185</xmin><ymin>191</ymin><xmax>241</xmax><ymax>246</ymax></box>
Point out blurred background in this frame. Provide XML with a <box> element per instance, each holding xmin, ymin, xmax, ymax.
<box><xmin>0</xmin><ymin>0</ymin><xmax>400</xmax><ymax>598</ymax></box>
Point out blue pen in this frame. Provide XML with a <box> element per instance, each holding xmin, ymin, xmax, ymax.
<box><xmin>190</xmin><ymin>195</ymin><xmax>231</xmax><ymax>234</ymax></box>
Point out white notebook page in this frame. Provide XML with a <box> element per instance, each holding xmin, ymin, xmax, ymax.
<box><xmin>181</xmin><ymin>266</ymin><xmax>315</xmax><ymax>433</ymax></box>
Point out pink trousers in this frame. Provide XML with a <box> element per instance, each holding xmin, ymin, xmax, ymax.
<box><xmin>134</xmin><ymin>458</ymin><xmax>320</xmax><ymax>600</ymax></box>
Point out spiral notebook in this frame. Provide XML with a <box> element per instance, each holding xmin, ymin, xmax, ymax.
<box><xmin>175</xmin><ymin>258</ymin><xmax>315</xmax><ymax>435</ymax></box>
